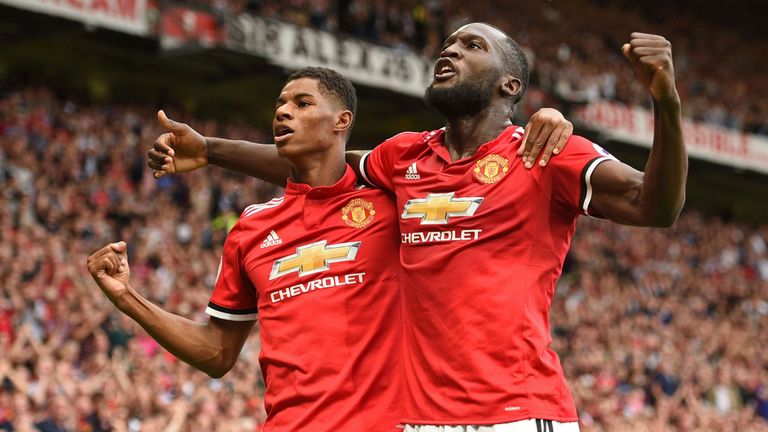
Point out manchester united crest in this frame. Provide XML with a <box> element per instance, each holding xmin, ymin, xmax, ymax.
<box><xmin>474</xmin><ymin>154</ymin><xmax>509</xmax><ymax>184</ymax></box>
<box><xmin>342</xmin><ymin>198</ymin><xmax>376</xmax><ymax>228</ymax></box>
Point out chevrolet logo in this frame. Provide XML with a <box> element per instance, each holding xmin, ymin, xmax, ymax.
<box><xmin>401</xmin><ymin>192</ymin><xmax>483</xmax><ymax>225</ymax></box>
<box><xmin>269</xmin><ymin>240</ymin><xmax>361</xmax><ymax>280</ymax></box>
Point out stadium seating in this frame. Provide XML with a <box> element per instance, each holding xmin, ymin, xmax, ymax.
<box><xmin>221</xmin><ymin>0</ymin><xmax>767</xmax><ymax>137</ymax></box>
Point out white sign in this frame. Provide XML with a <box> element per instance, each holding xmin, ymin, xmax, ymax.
<box><xmin>576</xmin><ymin>100</ymin><xmax>768</xmax><ymax>174</ymax></box>
<box><xmin>0</xmin><ymin>0</ymin><xmax>148</xmax><ymax>35</ymax></box>
<box><xmin>224</xmin><ymin>14</ymin><xmax>434</xmax><ymax>97</ymax></box>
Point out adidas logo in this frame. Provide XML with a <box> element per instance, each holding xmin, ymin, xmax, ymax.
<box><xmin>405</xmin><ymin>162</ymin><xmax>420</xmax><ymax>180</ymax></box>
<box><xmin>260</xmin><ymin>230</ymin><xmax>283</xmax><ymax>248</ymax></box>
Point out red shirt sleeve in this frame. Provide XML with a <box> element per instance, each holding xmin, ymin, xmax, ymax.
<box><xmin>205</xmin><ymin>221</ymin><xmax>259</xmax><ymax>321</ymax></box>
<box><xmin>359</xmin><ymin>132</ymin><xmax>423</xmax><ymax>192</ymax></box>
<box><xmin>542</xmin><ymin>135</ymin><xmax>616</xmax><ymax>217</ymax></box>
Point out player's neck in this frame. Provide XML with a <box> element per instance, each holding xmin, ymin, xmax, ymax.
<box><xmin>287</xmin><ymin>152</ymin><xmax>346</xmax><ymax>188</ymax></box>
<box><xmin>443</xmin><ymin>110</ymin><xmax>512</xmax><ymax>161</ymax></box>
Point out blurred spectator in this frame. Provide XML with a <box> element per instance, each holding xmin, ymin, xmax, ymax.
<box><xmin>557</xmin><ymin>214</ymin><xmax>768</xmax><ymax>431</ymax></box>
<box><xmin>0</xmin><ymin>87</ymin><xmax>276</xmax><ymax>431</ymax></box>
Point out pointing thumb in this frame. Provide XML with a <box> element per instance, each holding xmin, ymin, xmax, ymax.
<box><xmin>157</xmin><ymin>110</ymin><xmax>181</xmax><ymax>132</ymax></box>
<box><xmin>621</xmin><ymin>43</ymin><xmax>632</xmax><ymax>61</ymax></box>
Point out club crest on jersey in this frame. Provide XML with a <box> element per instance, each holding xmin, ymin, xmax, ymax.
<box><xmin>270</xmin><ymin>240</ymin><xmax>361</xmax><ymax>280</ymax></box>
<box><xmin>341</xmin><ymin>198</ymin><xmax>375</xmax><ymax>228</ymax></box>
<box><xmin>401</xmin><ymin>192</ymin><xmax>483</xmax><ymax>225</ymax></box>
<box><xmin>474</xmin><ymin>154</ymin><xmax>509</xmax><ymax>184</ymax></box>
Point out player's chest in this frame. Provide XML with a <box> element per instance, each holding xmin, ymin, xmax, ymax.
<box><xmin>240</xmin><ymin>194</ymin><xmax>397</xmax><ymax>300</ymax></box>
<box><xmin>392</xmin><ymin>151</ymin><xmax>545</xmax><ymax>230</ymax></box>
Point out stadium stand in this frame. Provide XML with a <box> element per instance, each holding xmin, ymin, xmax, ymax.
<box><xmin>0</xmin><ymin>88</ymin><xmax>276</xmax><ymax>431</ymax></box>
<box><xmin>204</xmin><ymin>0</ymin><xmax>768</xmax><ymax>136</ymax></box>
<box><xmin>0</xmin><ymin>0</ymin><xmax>767</xmax><ymax>431</ymax></box>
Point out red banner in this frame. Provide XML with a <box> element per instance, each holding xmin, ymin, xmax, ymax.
<box><xmin>577</xmin><ymin>101</ymin><xmax>768</xmax><ymax>174</ymax></box>
<box><xmin>0</xmin><ymin>0</ymin><xmax>148</xmax><ymax>35</ymax></box>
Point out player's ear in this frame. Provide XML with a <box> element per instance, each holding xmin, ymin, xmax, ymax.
<box><xmin>500</xmin><ymin>75</ymin><xmax>522</xmax><ymax>100</ymax></box>
<box><xmin>334</xmin><ymin>110</ymin><xmax>353</xmax><ymax>134</ymax></box>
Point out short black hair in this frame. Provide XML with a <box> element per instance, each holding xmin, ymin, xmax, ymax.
<box><xmin>286</xmin><ymin>66</ymin><xmax>357</xmax><ymax>121</ymax></box>
<box><xmin>484</xmin><ymin>23</ymin><xmax>530</xmax><ymax>105</ymax></box>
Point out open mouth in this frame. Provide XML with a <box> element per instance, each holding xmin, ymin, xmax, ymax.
<box><xmin>274</xmin><ymin>125</ymin><xmax>294</xmax><ymax>142</ymax></box>
<box><xmin>434</xmin><ymin>58</ymin><xmax>456</xmax><ymax>81</ymax></box>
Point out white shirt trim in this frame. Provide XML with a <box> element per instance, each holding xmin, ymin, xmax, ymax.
<box><xmin>582</xmin><ymin>156</ymin><xmax>613</xmax><ymax>216</ymax></box>
<box><xmin>358</xmin><ymin>151</ymin><xmax>378</xmax><ymax>188</ymax></box>
<box><xmin>205</xmin><ymin>307</ymin><xmax>258</xmax><ymax>322</ymax></box>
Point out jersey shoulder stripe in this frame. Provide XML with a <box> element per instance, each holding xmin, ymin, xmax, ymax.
<box><xmin>242</xmin><ymin>196</ymin><xmax>285</xmax><ymax>218</ymax></box>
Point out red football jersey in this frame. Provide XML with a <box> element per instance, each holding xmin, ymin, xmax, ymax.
<box><xmin>360</xmin><ymin>126</ymin><xmax>614</xmax><ymax>424</ymax></box>
<box><xmin>206</xmin><ymin>166</ymin><xmax>402</xmax><ymax>431</ymax></box>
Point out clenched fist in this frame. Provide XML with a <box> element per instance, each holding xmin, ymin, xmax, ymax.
<box><xmin>622</xmin><ymin>33</ymin><xmax>679</xmax><ymax>104</ymax></box>
<box><xmin>87</xmin><ymin>241</ymin><xmax>131</xmax><ymax>303</ymax></box>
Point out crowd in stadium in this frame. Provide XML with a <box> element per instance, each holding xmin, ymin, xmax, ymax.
<box><xmin>0</xmin><ymin>88</ymin><xmax>276</xmax><ymax>431</ymax></box>
<box><xmin>1</xmin><ymin>82</ymin><xmax>767</xmax><ymax>431</ymax></box>
<box><xmin>181</xmin><ymin>0</ymin><xmax>768</xmax><ymax>137</ymax></box>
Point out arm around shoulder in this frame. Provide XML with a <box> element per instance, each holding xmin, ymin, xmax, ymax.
<box><xmin>149</xmin><ymin>110</ymin><xmax>290</xmax><ymax>186</ymax></box>
<box><xmin>207</xmin><ymin>138</ymin><xmax>290</xmax><ymax>186</ymax></box>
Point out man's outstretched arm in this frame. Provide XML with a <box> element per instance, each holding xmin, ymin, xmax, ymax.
<box><xmin>87</xmin><ymin>242</ymin><xmax>255</xmax><ymax>378</ymax></box>
<box><xmin>148</xmin><ymin>110</ymin><xmax>575</xmax><ymax>183</ymax></box>
<box><xmin>207</xmin><ymin>137</ymin><xmax>288</xmax><ymax>185</ymax></box>
<box><xmin>589</xmin><ymin>33</ymin><xmax>687</xmax><ymax>227</ymax></box>
<box><xmin>148</xmin><ymin>110</ymin><xmax>290</xmax><ymax>185</ymax></box>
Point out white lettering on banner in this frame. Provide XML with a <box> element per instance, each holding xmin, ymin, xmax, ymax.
<box><xmin>224</xmin><ymin>14</ymin><xmax>434</xmax><ymax>97</ymax></box>
<box><xmin>269</xmin><ymin>272</ymin><xmax>365</xmax><ymax>304</ymax></box>
<box><xmin>0</xmin><ymin>0</ymin><xmax>148</xmax><ymax>35</ymax></box>
<box><xmin>576</xmin><ymin>100</ymin><xmax>768</xmax><ymax>174</ymax></box>
<box><xmin>401</xmin><ymin>229</ymin><xmax>482</xmax><ymax>244</ymax></box>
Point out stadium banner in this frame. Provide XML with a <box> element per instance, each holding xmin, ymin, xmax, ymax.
<box><xmin>223</xmin><ymin>14</ymin><xmax>434</xmax><ymax>97</ymax></box>
<box><xmin>0</xmin><ymin>0</ymin><xmax>148</xmax><ymax>35</ymax></box>
<box><xmin>159</xmin><ymin>6</ymin><xmax>221</xmax><ymax>50</ymax></box>
<box><xmin>577</xmin><ymin>100</ymin><xmax>768</xmax><ymax>174</ymax></box>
